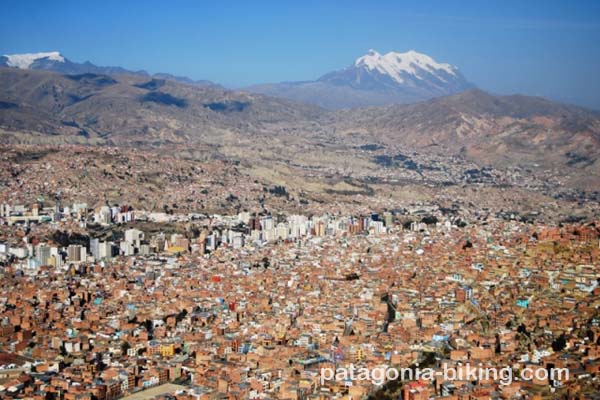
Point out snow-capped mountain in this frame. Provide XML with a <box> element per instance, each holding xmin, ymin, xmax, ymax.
<box><xmin>246</xmin><ymin>49</ymin><xmax>473</xmax><ymax>109</ymax></box>
<box><xmin>2</xmin><ymin>51</ymin><xmax>65</xmax><ymax>69</ymax></box>
<box><xmin>355</xmin><ymin>49</ymin><xmax>457</xmax><ymax>83</ymax></box>
<box><xmin>0</xmin><ymin>51</ymin><xmax>219</xmax><ymax>88</ymax></box>
<box><xmin>0</xmin><ymin>50</ymin><xmax>153</xmax><ymax>76</ymax></box>
<box><xmin>320</xmin><ymin>49</ymin><xmax>469</xmax><ymax>93</ymax></box>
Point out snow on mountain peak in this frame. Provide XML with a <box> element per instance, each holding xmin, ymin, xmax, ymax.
<box><xmin>354</xmin><ymin>49</ymin><xmax>457</xmax><ymax>84</ymax></box>
<box><xmin>3</xmin><ymin>51</ymin><xmax>65</xmax><ymax>69</ymax></box>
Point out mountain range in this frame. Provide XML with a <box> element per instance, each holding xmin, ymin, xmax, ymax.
<box><xmin>0</xmin><ymin>50</ymin><xmax>599</xmax><ymax>189</ymax></box>
<box><xmin>2</xmin><ymin>50</ymin><xmax>473</xmax><ymax>109</ymax></box>
<box><xmin>0</xmin><ymin>51</ymin><xmax>220</xmax><ymax>88</ymax></box>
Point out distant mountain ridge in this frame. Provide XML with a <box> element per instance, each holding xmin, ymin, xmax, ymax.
<box><xmin>0</xmin><ymin>51</ymin><xmax>221</xmax><ymax>88</ymax></box>
<box><xmin>245</xmin><ymin>49</ymin><xmax>474</xmax><ymax>109</ymax></box>
<box><xmin>0</xmin><ymin>67</ymin><xmax>324</xmax><ymax>148</ymax></box>
<box><xmin>0</xmin><ymin>66</ymin><xmax>598</xmax><ymax>177</ymax></box>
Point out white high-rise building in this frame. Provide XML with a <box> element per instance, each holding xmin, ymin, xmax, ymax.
<box><xmin>99</xmin><ymin>241</ymin><xmax>113</xmax><ymax>259</ymax></box>
<box><xmin>260</xmin><ymin>216</ymin><xmax>274</xmax><ymax>231</ymax></box>
<box><xmin>0</xmin><ymin>204</ymin><xmax>11</xmax><ymax>218</ymax></box>
<box><xmin>90</xmin><ymin>238</ymin><xmax>100</xmax><ymax>260</ymax></box>
<box><xmin>125</xmin><ymin>229</ymin><xmax>144</xmax><ymax>247</ymax></box>
<box><xmin>120</xmin><ymin>241</ymin><xmax>135</xmax><ymax>256</ymax></box>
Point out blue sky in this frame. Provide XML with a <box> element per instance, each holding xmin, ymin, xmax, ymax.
<box><xmin>1</xmin><ymin>0</ymin><xmax>600</xmax><ymax>108</ymax></box>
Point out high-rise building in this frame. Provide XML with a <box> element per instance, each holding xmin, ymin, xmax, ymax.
<box><xmin>125</xmin><ymin>229</ymin><xmax>144</xmax><ymax>247</ymax></box>
<box><xmin>206</xmin><ymin>234</ymin><xmax>216</xmax><ymax>251</ymax></box>
<box><xmin>139</xmin><ymin>244</ymin><xmax>151</xmax><ymax>256</ymax></box>
<box><xmin>120</xmin><ymin>241</ymin><xmax>135</xmax><ymax>256</ymax></box>
<box><xmin>0</xmin><ymin>204</ymin><xmax>10</xmax><ymax>218</ymax></box>
<box><xmin>67</xmin><ymin>245</ymin><xmax>86</xmax><ymax>263</ymax></box>
<box><xmin>383</xmin><ymin>212</ymin><xmax>393</xmax><ymax>227</ymax></box>
<box><xmin>314</xmin><ymin>220</ymin><xmax>326</xmax><ymax>237</ymax></box>
<box><xmin>90</xmin><ymin>238</ymin><xmax>100</xmax><ymax>260</ymax></box>
<box><xmin>198</xmin><ymin>230</ymin><xmax>208</xmax><ymax>254</ymax></box>
<box><xmin>97</xmin><ymin>206</ymin><xmax>111</xmax><ymax>225</ymax></box>
<box><xmin>229</xmin><ymin>231</ymin><xmax>244</xmax><ymax>249</ymax></box>
<box><xmin>99</xmin><ymin>241</ymin><xmax>113</xmax><ymax>259</ymax></box>
<box><xmin>49</xmin><ymin>247</ymin><xmax>62</xmax><ymax>268</ymax></box>
<box><xmin>35</xmin><ymin>244</ymin><xmax>51</xmax><ymax>266</ymax></box>
<box><xmin>260</xmin><ymin>216</ymin><xmax>274</xmax><ymax>231</ymax></box>
<box><xmin>276</xmin><ymin>223</ymin><xmax>289</xmax><ymax>241</ymax></box>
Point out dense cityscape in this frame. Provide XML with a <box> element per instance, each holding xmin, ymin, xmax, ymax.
<box><xmin>1</xmin><ymin>181</ymin><xmax>599</xmax><ymax>398</ymax></box>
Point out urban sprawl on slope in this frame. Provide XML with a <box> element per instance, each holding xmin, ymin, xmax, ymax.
<box><xmin>0</xmin><ymin>195</ymin><xmax>599</xmax><ymax>399</ymax></box>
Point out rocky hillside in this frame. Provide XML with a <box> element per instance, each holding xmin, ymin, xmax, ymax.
<box><xmin>1</xmin><ymin>68</ymin><xmax>599</xmax><ymax>188</ymax></box>
<box><xmin>332</xmin><ymin>90</ymin><xmax>600</xmax><ymax>171</ymax></box>
<box><xmin>0</xmin><ymin>68</ymin><xmax>326</xmax><ymax>147</ymax></box>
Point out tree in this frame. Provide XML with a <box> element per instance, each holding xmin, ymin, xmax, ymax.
<box><xmin>421</xmin><ymin>215</ymin><xmax>438</xmax><ymax>225</ymax></box>
<box><xmin>121</xmin><ymin>341</ymin><xmax>131</xmax><ymax>354</ymax></box>
<box><xmin>552</xmin><ymin>334</ymin><xmax>567</xmax><ymax>352</ymax></box>
<box><xmin>176</xmin><ymin>308</ymin><xmax>188</xmax><ymax>323</ymax></box>
<box><xmin>517</xmin><ymin>323</ymin><xmax>529</xmax><ymax>337</ymax></box>
<box><xmin>143</xmin><ymin>319</ymin><xmax>154</xmax><ymax>336</ymax></box>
